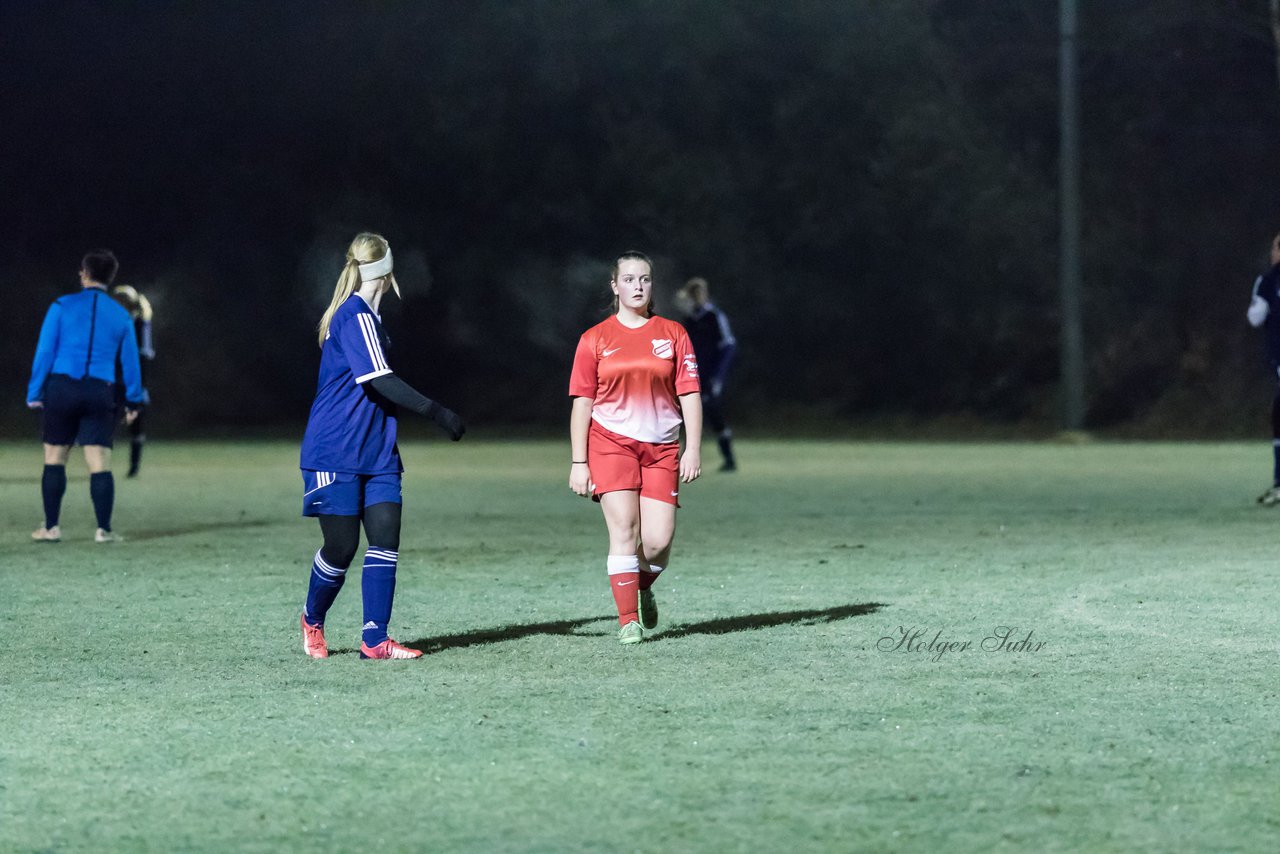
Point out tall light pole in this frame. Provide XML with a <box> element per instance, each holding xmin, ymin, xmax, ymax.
<box><xmin>1059</xmin><ymin>0</ymin><xmax>1086</xmax><ymax>430</ymax></box>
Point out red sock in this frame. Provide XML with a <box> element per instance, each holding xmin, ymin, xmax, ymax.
<box><xmin>639</xmin><ymin>564</ymin><xmax>664</xmax><ymax>591</ymax></box>
<box><xmin>607</xmin><ymin>555</ymin><xmax>640</xmax><ymax>625</ymax></box>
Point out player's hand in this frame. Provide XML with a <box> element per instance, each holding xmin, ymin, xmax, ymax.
<box><xmin>27</xmin><ymin>400</ymin><xmax>43</xmax><ymax>410</ymax></box>
<box><xmin>569</xmin><ymin>462</ymin><xmax>594</xmax><ymax>497</ymax></box>
<box><xmin>425</xmin><ymin>403</ymin><xmax>464</xmax><ymax>441</ymax></box>
<box><xmin>679</xmin><ymin>447</ymin><xmax>702</xmax><ymax>483</ymax></box>
<box><xmin>125</xmin><ymin>408</ymin><xmax>140</xmax><ymax>425</ymax></box>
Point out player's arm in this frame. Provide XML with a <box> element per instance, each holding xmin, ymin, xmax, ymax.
<box><xmin>138</xmin><ymin>320</ymin><xmax>155</xmax><ymax>360</ymax></box>
<box><xmin>712</xmin><ymin>311</ymin><xmax>737</xmax><ymax>395</ymax></box>
<box><xmin>567</xmin><ymin>332</ymin><xmax>600</xmax><ymax>496</ymax></box>
<box><xmin>366</xmin><ymin>373</ymin><xmax>465</xmax><ymax>441</ymax></box>
<box><xmin>118</xmin><ymin>322</ymin><xmax>146</xmax><ymax>409</ymax></box>
<box><xmin>678</xmin><ymin>392</ymin><xmax>703</xmax><ymax>483</ymax></box>
<box><xmin>337</xmin><ymin>310</ymin><xmax>463</xmax><ymax>440</ymax></box>
<box><xmin>27</xmin><ymin>303</ymin><xmax>62</xmax><ymax>407</ymax></box>
<box><xmin>1248</xmin><ymin>275</ymin><xmax>1270</xmax><ymax>327</ymax></box>
<box><xmin>569</xmin><ymin>396</ymin><xmax>594</xmax><ymax>496</ymax></box>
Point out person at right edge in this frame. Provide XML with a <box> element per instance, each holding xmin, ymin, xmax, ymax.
<box><xmin>679</xmin><ymin>276</ymin><xmax>737</xmax><ymax>471</ymax></box>
<box><xmin>1246</xmin><ymin>231</ymin><xmax>1280</xmax><ymax>505</ymax></box>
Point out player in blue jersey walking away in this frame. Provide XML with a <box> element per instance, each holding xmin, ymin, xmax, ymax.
<box><xmin>1246</xmin><ymin>232</ymin><xmax>1280</xmax><ymax>504</ymax></box>
<box><xmin>111</xmin><ymin>285</ymin><xmax>155</xmax><ymax>478</ymax></box>
<box><xmin>678</xmin><ymin>277</ymin><xmax>737</xmax><ymax>471</ymax></box>
<box><xmin>298</xmin><ymin>232</ymin><xmax>465</xmax><ymax>660</ymax></box>
<box><xmin>27</xmin><ymin>250</ymin><xmax>145</xmax><ymax>543</ymax></box>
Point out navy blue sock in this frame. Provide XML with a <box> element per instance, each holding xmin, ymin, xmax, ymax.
<box><xmin>89</xmin><ymin>472</ymin><xmax>115</xmax><ymax>531</ymax></box>
<box><xmin>361</xmin><ymin>548</ymin><xmax>399</xmax><ymax>647</ymax></box>
<box><xmin>42</xmin><ymin>464</ymin><xmax>67</xmax><ymax>528</ymax></box>
<box><xmin>304</xmin><ymin>550</ymin><xmax>348</xmax><ymax>626</ymax></box>
<box><xmin>1272</xmin><ymin>440</ymin><xmax>1280</xmax><ymax>486</ymax></box>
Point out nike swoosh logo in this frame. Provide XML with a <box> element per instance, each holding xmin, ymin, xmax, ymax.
<box><xmin>670</xmin><ymin>491</ymin><xmax>680</xmax><ymax>496</ymax></box>
<box><xmin>602</xmin><ymin>347</ymin><xmax>621</xmax><ymax>357</ymax></box>
<box><xmin>616</xmin><ymin>579</ymin><xmax>636</xmax><ymax>586</ymax></box>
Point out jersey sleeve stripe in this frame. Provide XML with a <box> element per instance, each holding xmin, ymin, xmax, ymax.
<box><xmin>357</xmin><ymin>313</ymin><xmax>390</xmax><ymax>373</ymax></box>
<box><xmin>355</xmin><ymin>367</ymin><xmax>393</xmax><ymax>384</ymax></box>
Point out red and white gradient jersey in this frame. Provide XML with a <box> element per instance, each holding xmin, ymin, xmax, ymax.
<box><xmin>569</xmin><ymin>315</ymin><xmax>701</xmax><ymax>443</ymax></box>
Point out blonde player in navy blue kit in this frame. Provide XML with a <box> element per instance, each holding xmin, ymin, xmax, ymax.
<box><xmin>299</xmin><ymin>232</ymin><xmax>464</xmax><ymax>660</ymax></box>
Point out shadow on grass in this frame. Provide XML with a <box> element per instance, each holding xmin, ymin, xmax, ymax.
<box><xmin>126</xmin><ymin>519</ymin><xmax>278</xmax><ymax>540</ymax></box>
<box><xmin>650</xmin><ymin>602</ymin><xmax>885</xmax><ymax>641</ymax></box>
<box><xmin>344</xmin><ymin>602</ymin><xmax>885</xmax><ymax>656</ymax></box>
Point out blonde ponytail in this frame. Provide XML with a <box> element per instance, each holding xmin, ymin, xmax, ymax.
<box><xmin>317</xmin><ymin>259</ymin><xmax>362</xmax><ymax>346</ymax></box>
<box><xmin>317</xmin><ymin>232</ymin><xmax>391</xmax><ymax>346</ymax></box>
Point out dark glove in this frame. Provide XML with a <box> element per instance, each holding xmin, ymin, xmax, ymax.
<box><xmin>429</xmin><ymin>403</ymin><xmax>465</xmax><ymax>441</ymax></box>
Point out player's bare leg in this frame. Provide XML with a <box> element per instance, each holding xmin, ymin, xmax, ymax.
<box><xmin>637</xmin><ymin>497</ymin><xmax>676</xmax><ymax>629</ymax></box>
<box><xmin>601</xmin><ymin>491</ymin><xmax>643</xmax><ymax>642</ymax></box>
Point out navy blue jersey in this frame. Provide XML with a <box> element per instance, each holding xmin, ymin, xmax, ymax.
<box><xmin>300</xmin><ymin>295</ymin><xmax>402</xmax><ymax>475</ymax></box>
<box><xmin>1250</xmin><ymin>264</ymin><xmax>1280</xmax><ymax>366</ymax></box>
<box><xmin>682</xmin><ymin>302</ymin><xmax>737</xmax><ymax>387</ymax></box>
<box><xmin>28</xmin><ymin>286</ymin><xmax>144</xmax><ymax>404</ymax></box>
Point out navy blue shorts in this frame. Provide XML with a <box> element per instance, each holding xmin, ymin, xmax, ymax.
<box><xmin>41</xmin><ymin>374</ymin><xmax>116</xmax><ymax>447</ymax></box>
<box><xmin>301</xmin><ymin>470</ymin><xmax>402</xmax><ymax>517</ymax></box>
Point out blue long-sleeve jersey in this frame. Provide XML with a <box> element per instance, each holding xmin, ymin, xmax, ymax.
<box><xmin>28</xmin><ymin>286</ymin><xmax>145</xmax><ymax>404</ymax></box>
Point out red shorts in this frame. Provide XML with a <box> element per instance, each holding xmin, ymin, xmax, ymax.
<box><xmin>588</xmin><ymin>420</ymin><xmax>681</xmax><ymax>506</ymax></box>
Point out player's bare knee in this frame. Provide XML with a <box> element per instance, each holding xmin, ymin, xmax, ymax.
<box><xmin>642</xmin><ymin>538</ymin><xmax>673</xmax><ymax>565</ymax></box>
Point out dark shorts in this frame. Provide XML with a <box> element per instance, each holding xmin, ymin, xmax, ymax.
<box><xmin>301</xmin><ymin>470</ymin><xmax>402</xmax><ymax>517</ymax></box>
<box><xmin>41</xmin><ymin>374</ymin><xmax>116</xmax><ymax>447</ymax></box>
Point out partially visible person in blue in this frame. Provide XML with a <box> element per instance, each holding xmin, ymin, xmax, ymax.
<box><xmin>1246</xmin><ymin>231</ymin><xmax>1280</xmax><ymax>505</ymax></box>
<box><xmin>299</xmin><ymin>232</ymin><xmax>465</xmax><ymax>661</ymax></box>
<box><xmin>679</xmin><ymin>276</ymin><xmax>738</xmax><ymax>471</ymax></box>
<box><xmin>27</xmin><ymin>250</ymin><xmax>145</xmax><ymax>543</ymax></box>
<box><xmin>111</xmin><ymin>285</ymin><xmax>155</xmax><ymax>478</ymax></box>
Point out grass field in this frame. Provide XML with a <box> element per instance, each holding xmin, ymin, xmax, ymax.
<box><xmin>1</xmin><ymin>438</ymin><xmax>1277</xmax><ymax>852</ymax></box>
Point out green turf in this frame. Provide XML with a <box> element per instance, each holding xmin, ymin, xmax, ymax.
<box><xmin>1</xmin><ymin>439</ymin><xmax>1277</xmax><ymax>851</ymax></box>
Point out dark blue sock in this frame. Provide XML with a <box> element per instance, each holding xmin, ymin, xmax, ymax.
<box><xmin>89</xmin><ymin>472</ymin><xmax>114</xmax><ymax>531</ymax></box>
<box><xmin>304</xmin><ymin>550</ymin><xmax>347</xmax><ymax>626</ymax></box>
<box><xmin>1272</xmin><ymin>440</ymin><xmax>1280</xmax><ymax>486</ymax></box>
<box><xmin>42</xmin><ymin>464</ymin><xmax>67</xmax><ymax>528</ymax></box>
<box><xmin>361</xmin><ymin>548</ymin><xmax>398</xmax><ymax>647</ymax></box>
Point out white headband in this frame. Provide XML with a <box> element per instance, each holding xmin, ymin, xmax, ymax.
<box><xmin>358</xmin><ymin>247</ymin><xmax>393</xmax><ymax>282</ymax></box>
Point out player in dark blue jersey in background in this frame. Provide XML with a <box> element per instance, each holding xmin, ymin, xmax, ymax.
<box><xmin>298</xmin><ymin>232</ymin><xmax>465</xmax><ymax>660</ymax></box>
<box><xmin>27</xmin><ymin>250</ymin><xmax>145</xmax><ymax>542</ymax></box>
<box><xmin>679</xmin><ymin>276</ymin><xmax>738</xmax><ymax>471</ymax></box>
<box><xmin>111</xmin><ymin>285</ymin><xmax>155</xmax><ymax>478</ymax></box>
<box><xmin>1246</xmin><ymin>232</ymin><xmax>1280</xmax><ymax>505</ymax></box>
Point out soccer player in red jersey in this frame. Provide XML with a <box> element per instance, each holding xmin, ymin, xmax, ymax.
<box><xmin>568</xmin><ymin>251</ymin><xmax>703</xmax><ymax>644</ymax></box>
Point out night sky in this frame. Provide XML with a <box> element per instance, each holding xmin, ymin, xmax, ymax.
<box><xmin>4</xmin><ymin>1</ymin><xmax>1279</xmax><ymax>435</ymax></box>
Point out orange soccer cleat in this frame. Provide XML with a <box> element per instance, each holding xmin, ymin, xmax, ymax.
<box><xmin>301</xmin><ymin>614</ymin><xmax>329</xmax><ymax>659</ymax></box>
<box><xmin>359</xmin><ymin>638</ymin><xmax>423</xmax><ymax>660</ymax></box>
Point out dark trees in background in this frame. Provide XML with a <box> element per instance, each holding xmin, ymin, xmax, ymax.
<box><xmin>1</xmin><ymin>1</ymin><xmax>1277</xmax><ymax>435</ymax></box>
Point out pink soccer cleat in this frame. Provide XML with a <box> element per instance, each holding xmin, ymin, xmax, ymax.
<box><xmin>359</xmin><ymin>638</ymin><xmax>423</xmax><ymax>660</ymax></box>
<box><xmin>301</xmin><ymin>614</ymin><xmax>329</xmax><ymax>659</ymax></box>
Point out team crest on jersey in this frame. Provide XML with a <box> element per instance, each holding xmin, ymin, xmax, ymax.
<box><xmin>651</xmin><ymin>339</ymin><xmax>674</xmax><ymax>359</ymax></box>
